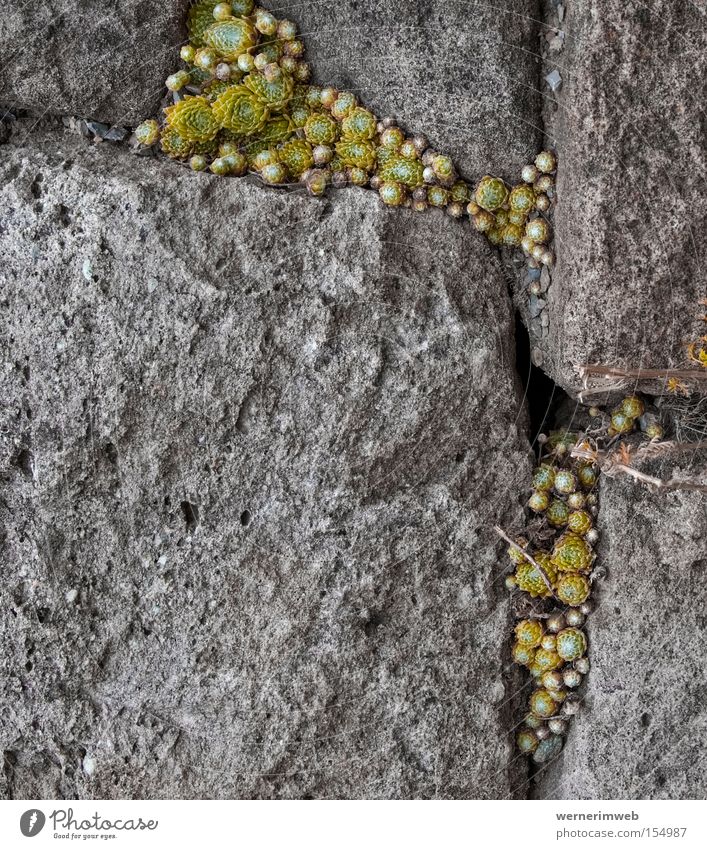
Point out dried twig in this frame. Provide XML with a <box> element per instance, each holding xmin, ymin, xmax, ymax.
<box><xmin>570</xmin><ymin>443</ymin><xmax>707</xmax><ymax>493</ymax></box>
<box><xmin>577</xmin><ymin>364</ymin><xmax>707</xmax><ymax>403</ymax></box>
<box><xmin>493</xmin><ymin>525</ymin><xmax>557</xmax><ymax>597</ymax></box>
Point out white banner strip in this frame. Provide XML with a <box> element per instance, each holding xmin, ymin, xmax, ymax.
<box><xmin>1</xmin><ymin>799</ymin><xmax>705</xmax><ymax>848</ymax></box>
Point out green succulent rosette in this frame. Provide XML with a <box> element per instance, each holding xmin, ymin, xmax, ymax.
<box><xmin>212</xmin><ymin>85</ymin><xmax>270</xmax><ymax>135</ymax></box>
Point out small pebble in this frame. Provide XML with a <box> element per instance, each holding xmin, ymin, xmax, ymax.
<box><xmin>531</xmin><ymin>347</ymin><xmax>544</xmax><ymax>367</ymax></box>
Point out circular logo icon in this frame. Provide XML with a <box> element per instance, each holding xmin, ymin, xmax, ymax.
<box><xmin>20</xmin><ymin>810</ymin><xmax>46</xmax><ymax>837</ymax></box>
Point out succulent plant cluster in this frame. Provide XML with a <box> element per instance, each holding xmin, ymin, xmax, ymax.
<box><xmin>469</xmin><ymin>153</ymin><xmax>556</xmax><ymax>268</ymax></box>
<box><xmin>505</xmin><ymin>428</ymin><xmax>598</xmax><ymax>764</ymax></box>
<box><xmin>134</xmin><ymin>1</ymin><xmax>555</xmax><ymax>268</ymax></box>
<box><xmin>507</xmin><ymin>393</ymin><xmax>667</xmax><ymax>765</ymax></box>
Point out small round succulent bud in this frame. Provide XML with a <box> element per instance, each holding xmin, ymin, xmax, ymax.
<box><xmin>528</xmin><ymin>491</ymin><xmax>549</xmax><ymax>512</ymax></box>
<box><xmin>312</xmin><ymin>144</ymin><xmax>333</xmax><ymax>166</ymax></box>
<box><xmin>223</xmin><ymin>151</ymin><xmax>247</xmax><ymax>175</ymax></box>
<box><xmin>348</xmin><ymin>167</ymin><xmax>368</xmax><ymax>186</ymax></box>
<box><xmin>585</xmin><ymin>528</ymin><xmax>599</xmax><ymax>546</ymax></box>
<box><xmin>304</xmin><ymin>113</ymin><xmax>339</xmax><ymax>145</ymax></box>
<box><xmin>548</xmin><ymin>717</ymin><xmax>568</xmax><ymax>736</ymax></box>
<box><xmin>534</xmin><ymin>648</ymin><xmax>562</xmax><ymax>673</ymax></box>
<box><xmin>541</xmin><ymin>250</ymin><xmax>555</xmax><ymax>267</ymax></box>
<box><xmin>320</xmin><ymin>87</ymin><xmax>338</xmax><ymax>109</ymax></box>
<box><xmin>432</xmin><ymin>154</ymin><xmax>455</xmax><ymax>184</ymax></box>
<box><xmin>643</xmin><ymin>420</ymin><xmax>664</xmax><ymax>440</ymax></box>
<box><xmin>526</xmin><ymin>217</ymin><xmax>551</xmax><ymax>244</ymax></box>
<box><xmin>509</xmin><ymin>183</ymin><xmax>536</xmax><ymax>215</ymax></box>
<box><xmin>379</xmin><ymin>181</ymin><xmax>406</xmax><ymax>207</ymax></box>
<box><xmin>254</xmin><ymin>52</ymin><xmax>269</xmax><ymax>71</ymax></box>
<box><xmin>532</xmin><ymin>464</ymin><xmax>556</xmax><ymax>491</ymax></box>
<box><xmin>189</xmin><ymin>154</ymin><xmax>208</xmax><ymax>171</ymax></box>
<box><xmin>535</xmin><ymin>193</ymin><xmax>551</xmax><ymax>212</ymax></box>
<box><xmin>331</xmin><ymin>170</ymin><xmax>348</xmax><ymax>189</ymax></box>
<box><xmin>512</xmin><ymin>642</ymin><xmax>536</xmax><ymax>666</ymax></box>
<box><xmin>422</xmin><ymin>166</ymin><xmax>436</xmax><ymax>184</ymax></box>
<box><xmin>280</xmin><ymin>55</ymin><xmax>297</xmax><ymax>73</ymax></box>
<box><xmin>567</xmin><ymin>510</ymin><xmax>592</xmax><ymax>536</ymax></box>
<box><xmin>278</xmin><ymin>20</ymin><xmax>298</xmax><ymax>40</ymax></box>
<box><xmin>562</xmin><ymin>668</ymin><xmax>582</xmax><ymax>689</ymax></box>
<box><xmin>166</xmin><ymin>70</ymin><xmax>191</xmax><ymax>91</ymax></box>
<box><xmin>284</xmin><ymin>39</ymin><xmax>305</xmax><ymax>59</ymax></box>
<box><xmin>521</xmin><ymin>164</ymin><xmax>538</xmax><ymax>184</ymax></box>
<box><xmin>294</xmin><ymin>62</ymin><xmax>311</xmax><ymax>82</ymax></box>
<box><xmin>421</xmin><ymin>149</ymin><xmax>436</xmax><ymax>167</ymax></box>
<box><xmin>621</xmin><ymin>395</ymin><xmax>645</xmax><ymax>418</ymax></box>
<box><xmin>412</xmin><ymin>134</ymin><xmax>429</xmax><ymax>155</ymax></box>
<box><xmin>410</xmin><ymin>187</ymin><xmax>427</xmax><ymax>202</ymax></box>
<box><xmin>509</xmin><ymin>210</ymin><xmax>528</xmax><ymax>226</ymax></box>
<box><xmin>180</xmin><ymin>44</ymin><xmax>196</xmax><ymax>63</ymax></box>
<box><xmin>579</xmin><ymin>601</ymin><xmax>593</xmax><ymax>616</ymax></box>
<box><xmin>342</xmin><ymin>107</ymin><xmax>377</xmax><ymax>140</ymax></box>
<box><xmin>263</xmin><ymin>62</ymin><xmax>282</xmax><ymax>82</ymax></box>
<box><xmin>504</xmin><ymin>574</ymin><xmax>517</xmax><ymax>591</ymax></box>
<box><xmin>213</xmin><ymin>2</ymin><xmax>233</xmax><ymax>21</ymax></box>
<box><xmin>331</xmin><ymin>92</ymin><xmax>357</xmax><ymax>121</ymax></box>
<box><xmin>231</xmin><ymin>0</ymin><xmax>255</xmax><ymax>14</ymax></box>
<box><xmin>399</xmin><ymin>140</ymin><xmax>418</xmax><ymax>160</ymax></box>
<box><xmin>261</xmin><ymin>162</ymin><xmax>288</xmax><ymax>184</ymax></box>
<box><xmin>577</xmin><ymin>464</ymin><xmax>598</xmax><ymax>489</ymax></box>
<box><xmin>546</xmin><ymin>613</ymin><xmax>566</xmax><ymax>633</ymax></box>
<box><xmin>381</xmin><ymin>116</ymin><xmax>397</xmax><ymax>129</ymax></box>
<box><xmin>529</xmin><ymin>280</ymin><xmax>542</xmax><ymax>295</ymax></box>
<box><xmin>305</xmin><ymin>86</ymin><xmax>323</xmax><ymax>108</ymax></box>
<box><xmin>135</xmin><ymin>119</ymin><xmax>160</xmax><ymax>146</ymax></box>
<box><xmin>475</xmin><ymin>175</ymin><xmax>508</xmax><ymax>211</ymax></box>
<box><xmin>521</xmin><ymin>236</ymin><xmax>535</xmax><ymax>253</ymax></box>
<box><xmin>427</xmin><ymin>185</ymin><xmax>450</xmax><ymax>207</ymax></box>
<box><xmin>237</xmin><ymin>52</ymin><xmax>256</xmax><ymax>72</ymax></box>
<box><xmin>380</xmin><ymin>127</ymin><xmax>404</xmax><ymax>150</ymax></box>
<box><xmin>556</xmin><ymin>628</ymin><xmax>587</xmax><ymax>662</ymax></box>
<box><xmin>209</xmin><ymin>156</ymin><xmax>231</xmax><ymax>176</ymax></box>
<box><xmin>610</xmin><ymin>410</ymin><xmax>634</xmax><ymax>434</ymax></box>
<box><xmin>472</xmin><ymin>211</ymin><xmax>495</xmax><ymax>233</ymax></box>
<box><xmin>195</xmin><ymin>48</ymin><xmax>218</xmax><ymax>71</ymax></box>
<box><xmin>535</xmin><ymin>150</ymin><xmax>557</xmax><ymax>173</ymax></box>
<box><xmin>305</xmin><ymin>169</ymin><xmax>329</xmax><ymax>197</ymax></box>
<box><xmin>447</xmin><ymin>202</ymin><xmax>465</xmax><ymax>219</ymax></box>
<box><xmin>502</xmin><ymin>224</ymin><xmax>524</xmax><ymax>247</ymax></box>
<box><xmin>409</xmin><ymin>199</ymin><xmax>425</xmax><ymax>212</ymax></box>
<box><xmin>515</xmin><ymin>619</ymin><xmax>544</xmax><ymax>648</ymax></box>
<box><xmin>565</xmin><ymin>608</ymin><xmax>585</xmax><ymax>628</ymax></box>
<box><xmin>556</xmin><ymin>573</ymin><xmax>591</xmax><ymax>607</ymax></box>
<box><xmin>369</xmin><ymin>175</ymin><xmax>382</xmax><ymax>191</ymax></box>
<box><xmin>215</xmin><ymin>62</ymin><xmax>232</xmax><ymax>80</ymax></box>
<box><xmin>541</xmin><ymin>671</ymin><xmax>563</xmax><ymax>691</ymax></box>
<box><xmin>255</xmin><ymin>8</ymin><xmax>278</xmax><ymax>35</ymax></box>
<box><xmin>541</xmin><ymin>634</ymin><xmax>557</xmax><ymax>652</ymax></box>
<box><xmin>517</xmin><ymin>729</ymin><xmax>539</xmax><ymax>754</ymax></box>
<box><xmin>567</xmin><ymin>492</ymin><xmax>586</xmax><ymax>510</ymax></box>
<box><xmin>534</xmin><ymin>174</ymin><xmax>554</xmax><ymax>194</ymax></box>
<box><xmin>530</xmin><ymin>689</ymin><xmax>559</xmax><ymax>718</ymax></box>
<box><xmin>530</xmin><ymin>244</ymin><xmax>545</xmax><ymax>261</ymax></box>
<box><xmin>575</xmin><ymin>657</ymin><xmax>590</xmax><ymax>675</ymax></box>
<box><xmin>546</xmin><ymin>498</ymin><xmax>570</xmax><ymax>528</ymax></box>
<box><xmin>552</xmin><ymin>532</ymin><xmax>593</xmax><ymax>573</ymax></box>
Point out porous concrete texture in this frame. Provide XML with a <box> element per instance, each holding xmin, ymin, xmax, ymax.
<box><xmin>0</xmin><ymin>1</ymin><xmax>190</xmax><ymax>125</ymax></box>
<box><xmin>0</xmin><ymin>130</ymin><xmax>531</xmax><ymax>799</ymax></box>
<box><xmin>272</xmin><ymin>0</ymin><xmax>541</xmax><ymax>178</ymax></box>
<box><xmin>536</xmin><ymin>452</ymin><xmax>707</xmax><ymax>799</ymax></box>
<box><xmin>540</xmin><ymin>0</ymin><xmax>707</xmax><ymax>393</ymax></box>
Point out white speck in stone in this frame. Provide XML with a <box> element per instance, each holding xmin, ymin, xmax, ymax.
<box><xmin>65</xmin><ymin>589</ymin><xmax>78</xmax><ymax>603</ymax></box>
<box><xmin>545</xmin><ymin>69</ymin><xmax>563</xmax><ymax>93</ymax></box>
<box><xmin>147</xmin><ymin>278</ymin><xmax>158</xmax><ymax>292</ymax></box>
<box><xmin>56</xmin><ymin>340</ymin><xmax>66</xmax><ymax>352</ymax></box>
<box><xmin>82</xmin><ymin>754</ymin><xmax>96</xmax><ymax>776</ymax></box>
<box><xmin>82</xmin><ymin>258</ymin><xmax>93</xmax><ymax>280</ymax></box>
<box><xmin>157</xmin><ymin>555</ymin><xmax>167</xmax><ymax>566</ymax></box>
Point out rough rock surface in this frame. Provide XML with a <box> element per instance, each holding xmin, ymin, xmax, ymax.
<box><xmin>540</xmin><ymin>1</ymin><xmax>707</xmax><ymax>393</ymax></box>
<box><xmin>0</xmin><ymin>1</ymin><xmax>190</xmax><ymax>125</ymax></box>
<box><xmin>273</xmin><ymin>0</ymin><xmax>541</xmax><ymax>178</ymax></box>
<box><xmin>0</xmin><ymin>131</ymin><xmax>531</xmax><ymax>799</ymax></box>
<box><xmin>536</xmin><ymin>453</ymin><xmax>707</xmax><ymax>799</ymax></box>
